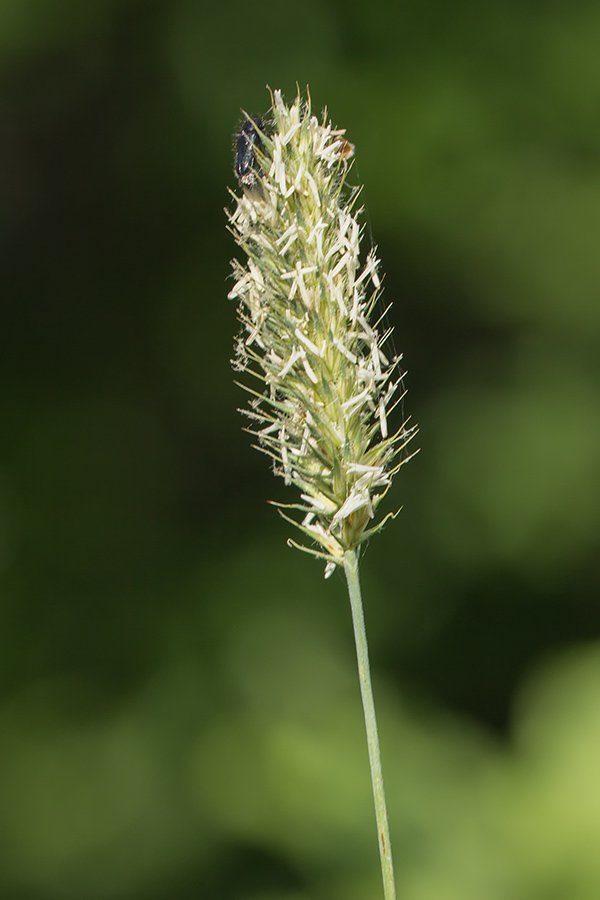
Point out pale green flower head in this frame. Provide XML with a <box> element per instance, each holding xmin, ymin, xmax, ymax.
<box><xmin>228</xmin><ymin>88</ymin><xmax>415</xmax><ymax>576</ymax></box>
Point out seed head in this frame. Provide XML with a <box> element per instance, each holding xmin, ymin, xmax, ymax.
<box><xmin>228</xmin><ymin>88</ymin><xmax>416</xmax><ymax>576</ymax></box>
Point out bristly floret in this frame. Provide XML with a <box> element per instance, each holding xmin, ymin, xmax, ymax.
<box><xmin>227</xmin><ymin>88</ymin><xmax>416</xmax><ymax>576</ymax></box>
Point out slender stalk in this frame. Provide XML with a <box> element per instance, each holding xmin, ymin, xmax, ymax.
<box><xmin>344</xmin><ymin>548</ymin><xmax>397</xmax><ymax>900</ymax></box>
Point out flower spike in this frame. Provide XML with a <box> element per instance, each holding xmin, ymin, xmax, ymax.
<box><xmin>228</xmin><ymin>88</ymin><xmax>416</xmax><ymax>575</ymax></box>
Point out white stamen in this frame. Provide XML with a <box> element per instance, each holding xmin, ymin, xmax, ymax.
<box><xmin>302</xmin><ymin>356</ymin><xmax>319</xmax><ymax>384</ymax></box>
<box><xmin>333</xmin><ymin>337</ymin><xmax>357</xmax><ymax>364</ymax></box>
<box><xmin>278</xmin><ymin>347</ymin><xmax>302</xmax><ymax>378</ymax></box>
<box><xmin>379</xmin><ymin>399</ymin><xmax>388</xmax><ymax>438</ymax></box>
<box><xmin>341</xmin><ymin>388</ymin><xmax>371</xmax><ymax>415</ymax></box>
<box><xmin>281</xmin><ymin>121</ymin><xmax>301</xmax><ymax>145</ymax></box>
<box><xmin>294</xmin><ymin>328</ymin><xmax>321</xmax><ymax>357</ymax></box>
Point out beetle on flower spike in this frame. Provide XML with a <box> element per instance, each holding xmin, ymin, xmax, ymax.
<box><xmin>233</xmin><ymin>115</ymin><xmax>266</xmax><ymax>188</ymax></box>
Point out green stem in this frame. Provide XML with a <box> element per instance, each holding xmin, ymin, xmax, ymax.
<box><xmin>343</xmin><ymin>548</ymin><xmax>397</xmax><ymax>900</ymax></box>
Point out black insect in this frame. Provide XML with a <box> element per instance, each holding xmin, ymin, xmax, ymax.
<box><xmin>234</xmin><ymin>115</ymin><xmax>264</xmax><ymax>188</ymax></box>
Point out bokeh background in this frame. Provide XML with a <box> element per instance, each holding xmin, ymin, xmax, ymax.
<box><xmin>2</xmin><ymin>1</ymin><xmax>600</xmax><ymax>898</ymax></box>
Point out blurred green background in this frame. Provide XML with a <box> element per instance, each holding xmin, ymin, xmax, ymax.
<box><xmin>1</xmin><ymin>1</ymin><xmax>600</xmax><ymax>898</ymax></box>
